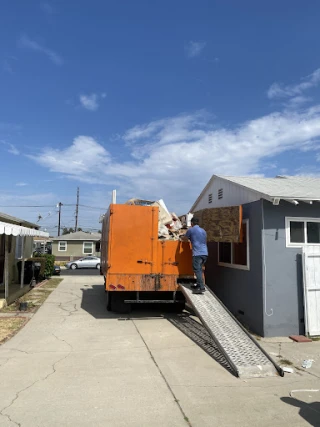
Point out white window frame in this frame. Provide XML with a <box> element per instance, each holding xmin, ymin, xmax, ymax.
<box><xmin>58</xmin><ymin>241</ymin><xmax>67</xmax><ymax>252</ymax></box>
<box><xmin>83</xmin><ymin>241</ymin><xmax>93</xmax><ymax>255</ymax></box>
<box><xmin>218</xmin><ymin>219</ymin><xmax>250</xmax><ymax>270</ymax></box>
<box><xmin>285</xmin><ymin>217</ymin><xmax>320</xmax><ymax>247</ymax></box>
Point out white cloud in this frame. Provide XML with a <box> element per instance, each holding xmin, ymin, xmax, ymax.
<box><xmin>267</xmin><ymin>68</ymin><xmax>320</xmax><ymax>101</ymax></box>
<box><xmin>79</xmin><ymin>94</ymin><xmax>99</xmax><ymax>111</ymax></box>
<box><xmin>79</xmin><ymin>92</ymin><xmax>106</xmax><ymax>111</ymax></box>
<box><xmin>27</xmin><ymin>106</ymin><xmax>320</xmax><ymax>213</ymax></box>
<box><xmin>16</xmin><ymin>182</ymin><xmax>28</xmax><ymax>186</ymax></box>
<box><xmin>41</xmin><ymin>2</ymin><xmax>54</xmax><ymax>14</ymax></box>
<box><xmin>185</xmin><ymin>41</ymin><xmax>206</xmax><ymax>58</ymax></box>
<box><xmin>27</xmin><ymin>136</ymin><xmax>111</xmax><ymax>183</ymax></box>
<box><xmin>18</xmin><ymin>34</ymin><xmax>63</xmax><ymax>65</ymax></box>
<box><xmin>1</xmin><ymin>141</ymin><xmax>20</xmax><ymax>155</ymax></box>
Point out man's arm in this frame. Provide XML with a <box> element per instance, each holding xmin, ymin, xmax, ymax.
<box><xmin>180</xmin><ymin>228</ymin><xmax>191</xmax><ymax>242</ymax></box>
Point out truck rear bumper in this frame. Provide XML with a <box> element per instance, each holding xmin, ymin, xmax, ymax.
<box><xmin>105</xmin><ymin>273</ymin><xmax>195</xmax><ymax>292</ymax></box>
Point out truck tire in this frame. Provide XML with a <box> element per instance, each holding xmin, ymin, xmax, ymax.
<box><xmin>106</xmin><ymin>291</ymin><xmax>111</xmax><ymax>311</ymax></box>
<box><xmin>109</xmin><ymin>292</ymin><xmax>132</xmax><ymax>314</ymax></box>
<box><xmin>167</xmin><ymin>302</ymin><xmax>185</xmax><ymax>314</ymax></box>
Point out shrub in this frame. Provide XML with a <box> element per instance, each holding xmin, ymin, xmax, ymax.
<box><xmin>26</xmin><ymin>257</ymin><xmax>46</xmax><ymax>277</ymax></box>
<box><xmin>42</xmin><ymin>254</ymin><xmax>56</xmax><ymax>278</ymax></box>
<box><xmin>29</xmin><ymin>254</ymin><xmax>56</xmax><ymax>278</ymax></box>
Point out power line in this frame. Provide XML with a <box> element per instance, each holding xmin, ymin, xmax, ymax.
<box><xmin>79</xmin><ymin>204</ymin><xmax>107</xmax><ymax>210</ymax></box>
<box><xmin>0</xmin><ymin>205</ymin><xmax>58</xmax><ymax>208</ymax></box>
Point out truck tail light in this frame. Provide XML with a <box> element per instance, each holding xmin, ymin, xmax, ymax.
<box><xmin>109</xmin><ymin>285</ymin><xmax>116</xmax><ymax>290</ymax></box>
<box><xmin>117</xmin><ymin>284</ymin><xmax>125</xmax><ymax>290</ymax></box>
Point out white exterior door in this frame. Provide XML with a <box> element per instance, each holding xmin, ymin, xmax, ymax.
<box><xmin>303</xmin><ymin>246</ymin><xmax>320</xmax><ymax>336</ymax></box>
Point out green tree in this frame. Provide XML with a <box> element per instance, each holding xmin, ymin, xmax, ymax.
<box><xmin>62</xmin><ymin>227</ymin><xmax>74</xmax><ymax>235</ymax></box>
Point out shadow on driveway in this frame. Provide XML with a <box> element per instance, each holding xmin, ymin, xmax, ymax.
<box><xmin>80</xmin><ymin>284</ymin><xmax>181</xmax><ymax>320</ymax></box>
<box><xmin>167</xmin><ymin>314</ymin><xmax>234</xmax><ymax>376</ymax></box>
<box><xmin>80</xmin><ymin>284</ymin><xmax>234</xmax><ymax>375</ymax></box>
<box><xmin>281</xmin><ymin>397</ymin><xmax>320</xmax><ymax>427</ymax></box>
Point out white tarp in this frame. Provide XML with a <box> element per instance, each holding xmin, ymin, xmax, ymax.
<box><xmin>0</xmin><ymin>221</ymin><xmax>49</xmax><ymax>237</ymax></box>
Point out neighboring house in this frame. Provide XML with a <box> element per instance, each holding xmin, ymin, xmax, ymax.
<box><xmin>33</xmin><ymin>236</ymin><xmax>52</xmax><ymax>254</ymax></box>
<box><xmin>52</xmin><ymin>231</ymin><xmax>101</xmax><ymax>261</ymax></box>
<box><xmin>0</xmin><ymin>212</ymin><xmax>49</xmax><ymax>304</ymax></box>
<box><xmin>190</xmin><ymin>175</ymin><xmax>320</xmax><ymax>338</ymax></box>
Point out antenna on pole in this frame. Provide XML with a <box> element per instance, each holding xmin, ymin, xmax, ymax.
<box><xmin>75</xmin><ymin>187</ymin><xmax>79</xmax><ymax>231</ymax></box>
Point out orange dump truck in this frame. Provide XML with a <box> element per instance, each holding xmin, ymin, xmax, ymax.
<box><xmin>100</xmin><ymin>203</ymin><xmax>194</xmax><ymax>312</ymax></box>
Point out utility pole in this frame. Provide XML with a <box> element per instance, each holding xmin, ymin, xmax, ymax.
<box><xmin>58</xmin><ymin>202</ymin><xmax>62</xmax><ymax>236</ymax></box>
<box><xmin>75</xmin><ymin>187</ymin><xmax>79</xmax><ymax>231</ymax></box>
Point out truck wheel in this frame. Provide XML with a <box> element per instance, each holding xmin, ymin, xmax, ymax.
<box><xmin>167</xmin><ymin>302</ymin><xmax>185</xmax><ymax>314</ymax></box>
<box><xmin>110</xmin><ymin>293</ymin><xmax>131</xmax><ymax>314</ymax></box>
<box><xmin>106</xmin><ymin>291</ymin><xmax>112</xmax><ymax>311</ymax></box>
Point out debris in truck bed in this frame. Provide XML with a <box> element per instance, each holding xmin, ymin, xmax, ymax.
<box><xmin>125</xmin><ymin>198</ymin><xmax>189</xmax><ymax>240</ymax></box>
<box><xmin>125</xmin><ymin>198</ymin><xmax>155</xmax><ymax>206</ymax></box>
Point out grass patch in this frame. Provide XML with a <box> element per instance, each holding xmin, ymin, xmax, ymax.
<box><xmin>39</xmin><ymin>278</ymin><xmax>63</xmax><ymax>289</ymax></box>
<box><xmin>279</xmin><ymin>358</ymin><xmax>293</xmax><ymax>366</ymax></box>
<box><xmin>0</xmin><ymin>278</ymin><xmax>63</xmax><ymax>313</ymax></box>
<box><xmin>311</xmin><ymin>336</ymin><xmax>320</xmax><ymax>341</ymax></box>
<box><xmin>0</xmin><ymin>278</ymin><xmax>63</xmax><ymax>344</ymax></box>
<box><xmin>0</xmin><ymin>318</ymin><xmax>26</xmax><ymax>343</ymax></box>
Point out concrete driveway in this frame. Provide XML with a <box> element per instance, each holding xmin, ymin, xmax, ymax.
<box><xmin>60</xmin><ymin>268</ymin><xmax>100</xmax><ymax>276</ymax></box>
<box><xmin>0</xmin><ymin>276</ymin><xmax>319</xmax><ymax>427</ymax></box>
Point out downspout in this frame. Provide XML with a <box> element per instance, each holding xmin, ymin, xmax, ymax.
<box><xmin>261</xmin><ymin>200</ymin><xmax>273</xmax><ymax>318</ymax></box>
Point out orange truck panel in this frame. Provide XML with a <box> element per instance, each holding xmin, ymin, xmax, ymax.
<box><xmin>101</xmin><ymin>204</ymin><xmax>194</xmax><ymax>292</ymax></box>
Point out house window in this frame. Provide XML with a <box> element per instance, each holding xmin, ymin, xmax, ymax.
<box><xmin>286</xmin><ymin>217</ymin><xmax>320</xmax><ymax>246</ymax></box>
<box><xmin>208</xmin><ymin>193</ymin><xmax>213</xmax><ymax>204</ymax></box>
<box><xmin>83</xmin><ymin>242</ymin><xmax>93</xmax><ymax>254</ymax></box>
<box><xmin>218</xmin><ymin>188</ymin><xmax>223</xmax><ymax>200</ymax></box>
<box><xmin>218</xmin><ymin>220</ymin><xmax>249</xmax><ymax>270</ymax></box>
<box><xmin>58</xmin><ymin>241</ymin><xmax>67</xmax><ymax>252</ymax></box>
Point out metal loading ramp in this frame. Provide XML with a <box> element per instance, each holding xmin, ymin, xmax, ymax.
<box><xmin>180</xmin><ymin>284</ymin><xmax>283</xmax><ymax>379</ymax></box>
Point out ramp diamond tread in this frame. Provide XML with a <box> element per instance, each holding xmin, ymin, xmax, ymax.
<box><xmin>180</xmin><ymin>284</ymin><xmax>279</xmax><ymax>378</ymax></box>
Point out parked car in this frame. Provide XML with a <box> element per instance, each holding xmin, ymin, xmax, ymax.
<box><xmin>65</xmin><ymin>256</ymin><xmax>101</xmax><ymax>270</ymax></box>
<box><xmin>52</xmin><ymin>265</ymin><xmax>61</xmax><ymax>276</ymax></box>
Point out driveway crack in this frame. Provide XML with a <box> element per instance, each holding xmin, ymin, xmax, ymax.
<box><xmin>131</xmin><ymin>319</ymin><xmax>192</xmax><ymax>427</ymax></box>
<box><xmin>0</xmin><ymin>333</ymin><xmax>73</xmax><ymax>427</ymax></box>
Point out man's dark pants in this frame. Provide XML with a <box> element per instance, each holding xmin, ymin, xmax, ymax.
<box><xmin>192</xmin><ymin>255</ymin><xmax>208</xmax><ymax>290</ymax></box>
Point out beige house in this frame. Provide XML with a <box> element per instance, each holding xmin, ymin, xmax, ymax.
<box><xmin>52</xmin><ymin>231</ymin><xmax>101</xmax><ymax>261</ymax></box>
<box><xmin>0</xmin><ymin>212</ymin><xmax>49</xmax><ymax>305</ymax></box>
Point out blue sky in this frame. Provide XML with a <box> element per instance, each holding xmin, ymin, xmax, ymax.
<box><xmin>1</xmin><ymin>1</ymin><xmax>320</xmax><ymax>235</ymax></box>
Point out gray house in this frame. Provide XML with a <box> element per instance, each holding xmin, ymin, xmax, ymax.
<box><xmin>191</xmin><ymin>175</ymin><xmax>320</xmax><ymax>337</ymax></box>
<box><xmin>52</xmin><ymin>231</ymin><xmax>101</xmax><ymax>261</ymax></box>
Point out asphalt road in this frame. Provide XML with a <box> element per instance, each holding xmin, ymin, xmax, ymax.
<box><xmin>60</xmin><ymin>268</ymin><xmax>100</xmax><ymax>276</ymax></box>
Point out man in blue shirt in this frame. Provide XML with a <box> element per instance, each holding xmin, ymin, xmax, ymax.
<box><xmin>183</xmin><ymin>217</ymin><xmax>208</xmax><ymax>294</ymax></box>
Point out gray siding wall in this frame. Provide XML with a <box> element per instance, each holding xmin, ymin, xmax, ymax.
<box><xmin>205</xmin><ymin>200</ymin><xmax>264</xmax><ymax>336</ymax></box>
<box><xmin>262</xmin><ymin>200</ymin><xmax>320</xmax><ymax>337</ymax></box>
